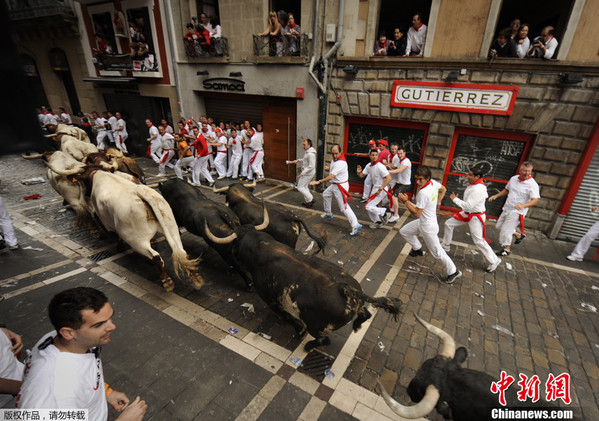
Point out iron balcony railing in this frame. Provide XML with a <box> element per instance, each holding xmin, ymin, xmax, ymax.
<box><xmin>7</xmin><ymin>0</ymin><xmax>76</xmax><ymax>20</ymax></box>
<box><xmin>253</xmin><ymin>34</ymin><xmax>309</xmax><ymax>57</ymax></box>
<box><xmin>183</xmin><ymin>37</ymin><xmax>229</xmax><ymax>58</ymax></box>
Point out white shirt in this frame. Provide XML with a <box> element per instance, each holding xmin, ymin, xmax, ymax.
<box><xmin>229</xmin><ymin>135</ymin><xmax>243</xmax><ymax>155</ymax></box>
<box><xmin>300</xmin><ymin>147</ymin><xmax>316</xmax><ymax>176</ymax></box>
<box><xmin>415</xmin><ymin>179</ymin><xmax>442</xmax><ymax>227</ymax></box>
<box><xmin>164</xmin><ymin>125</ymin><xmax>174</xmax><ymax>134</ymax></box>
<box><xmin>362</xmin><ymin>161</ymin><xmax>389</xmax><ymax>190</ymax></box>
<box><xmin>149</xmin><ymin>125</ymin><xmax>160</xmax><ymax>145</ymax></box>
<box><xmin>60</xmin><ymin>112</ymin><xmax>73</xmax><ymax>125</ymax></box>
<box><xmin>116</xmin><ymin>118</ymin><xmax>128</xmax><ymax>138</ymax></box>
<box><xmin>215</xmin><ymin>134</ymin><xmax>227</xmax><ymax>152</ymax></box>
<box><xmin>452</xmin><ymin>182</ymin><xmax>488</xmax><ymax>214</ymax></box>
<box><xmin>395</xmin><ymin>156</ymin><xmax>412</xmax><ymax>185</ymax></box>
<box><xmin>250</xmin><ymin>131</ymin><xmax>264</xmax><ymax>151</ymax></box>
<box><xmin>503</xmin><ymin>175</ymin><xmax>540</xmax><ymax>216</ymax></box>
<box><xmin>329</xmin><ymin>159</ymin><xmax>349</xmax><ymax>184</ymax></box>
<box><xmin>17</xmin><ymin>332</ymin><xmax>108</xmax><ymax>421</ymax></box>
<box><xmin>406</xmin><ymin>24</ymin><xmax>427</xmax><ymax>55</ymax></box>
<box><xmin>0</xmin><ymin>330</ymin><xmax>24</xmax><ymax>407</ymax></box>
<box><xmin>529</xmin><ymin>36</ymin><xmax>558</xmax><ymax>59</ymax></box>
<box><xmin>241</xmin><ymin>129</ymin><xmax>253</xmax><ymax>147</ymax></box>
<box><xmin>515</xmin><ymin>37</ymin><xmax>530</xmax><ymax>58</ymax></box>
<box><xmin>108</xmin><ymin>116</ymin><xmax>118</xmax><ymax>131</ymax></box>
<box><xmin>160</xmin><ymin>132</ymin><xmax>175</xmax><ymax>150</ymax></box>
<box><xmin>46</xmin><ymin>113</ymin><xmax>59</xmax><ymax>125</ymax></box>
<box><xmin>95</xmin><ymin>117</ymin><xmax>108</xmax><ymax>131</ymax></box>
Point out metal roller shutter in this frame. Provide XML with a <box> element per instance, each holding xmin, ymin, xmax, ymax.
<box><xmin>203</xmin><ymin>96</ymin><xmax>263</xmax><ymax>127</ymax></box>
<box><xmin>558</xmin><ymin>146</ymin><xmax>599</xmax><ymax>243</ymax></box>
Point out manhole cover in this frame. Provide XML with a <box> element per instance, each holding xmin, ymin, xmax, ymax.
<box><xmin>298</xmin><ymin>349</ymin><xmax>335</xmax><ymax>382</ymax></box>
<box><xmin>89</xmin><ymin>249</ymin><xmax>118</xmax><ymax>262</ymax></box>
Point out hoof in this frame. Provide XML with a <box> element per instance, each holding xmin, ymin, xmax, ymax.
<box><xmin>161</xmin><ymin>278</ymin><xmax>175</xmax><ymax>292</ymax></box>
<box><xmin>304</xmin><ymin>336</ymin><xmax>330</xmax><ymax>351</ymax></box>
<box><xmin>190</xmin><ymin>275</ymin><xmax>204</xmax><ymax>290</ymax></box>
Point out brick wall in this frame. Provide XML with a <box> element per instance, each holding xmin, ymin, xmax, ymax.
<box><xmin>327</xmin><ymin>68</ymin><xmax>599</xmax><ymax>232</ymax></box>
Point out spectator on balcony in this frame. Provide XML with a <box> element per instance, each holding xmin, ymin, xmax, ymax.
<box><xmin>404</xmin><ymin>13</ymin><xmax>427</xmax><ymax>57</ymax></box>
<box><xmin>93</xmin><ymin>34</ymin><xmax>112</xmax><ymax>55</ymax></box>
<box><xmin>200</xmin><ymin>13</ymin><xmax>213</xmax><ymax>34</ymax></box>
<box><xmin>210</xmin><ymin>15</ymin><xmax>223</xmax><ymax>56</ymax></box>
<box><xmin>184</xmin><ymin>23</ymin><xmax>202</xmax><ymax>56</ymax></box>
<box><xmin>288</xmin><ymin>13</ymin><xmax>301</xmax><ymax>55</ymax></box>
<box><xmin>374</xmin><ymin>32</ymin><xmax>390</xmax><ymax>56</ymax></box>
<box><xmin>527</xmin><ymin>26</ymin><xmax>558</xmax><ymax>59</ymax></box>
<box><xmin>514</xmin><ymin>23</ymin><xmax>531</xmax><ymax>59</ymax></box>
<box><xmin>387</xmin><ymin>27</ymin><xmax>407</xmax><ymax>57</ymax></box>
<box><xmin>258</xmin><ymin>11</ymin><xmax>282</xmax><ymax>56</ymax></box>
<box><xmin>509</xmin><ymin>18</ymin><xmax>521</xmax><ymax>39</ymax></box>
<box><xmin>489</xmin><ymin>28</ymin><xmax>517</xmax><ymax>59</ymax></box>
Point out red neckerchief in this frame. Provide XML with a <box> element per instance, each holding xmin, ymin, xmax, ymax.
<box><xmin>333</xmin><ymin>153</ymin><xmax>346</xmax><ymax>162</ymax></box>
<box><xmin>469</xmin><ymin>178</ymin><xmax>485</xmax><ymax>186</ymax></box>
<box><xmin>247</xmin><ymin>129</ymin><xmax>255</xmax><ymax>138</ymax></box>
<box><xmin>400</xmin><ymin>156</ymin><xmax>408</xmax><ymax>162</ymax></box>
<box><xmin>389</xmin><ymin>153</ymin><xmax>397</xmax><ymax>162</ymax></box>
<box><xmin>421</xmin><ymin>180</ymin><xmax>432</xmax><ymax>189</ymax></box>
<box><xmin>518</xmin><ymin>176</ymin><xmax>531</xmax><ymax>182</ymax></box>
<box><xmin>290</xmin><ymin>23</ymin><xmax>298</xmax><ymax>29</ymax></box>
<box><xmin>202</xmin><ymin>127</ymin><xmax>209</xmax><ymax>133</ymax></box>
<box><xmin>416</xmin><ymin>23</ymin><xmax>424</xmax><ymax>31</ymax></box>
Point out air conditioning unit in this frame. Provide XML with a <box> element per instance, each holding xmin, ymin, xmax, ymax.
<box><xmin>326</xmin><ymin>24</ymin><xmax>336</xmax><ymax>42</ymax></box>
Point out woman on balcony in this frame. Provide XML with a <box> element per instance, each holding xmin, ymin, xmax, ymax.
<box><xmin>258</xmin><ymin>11</ymin><xmax>282</xmax><ymax>56</ymax></box>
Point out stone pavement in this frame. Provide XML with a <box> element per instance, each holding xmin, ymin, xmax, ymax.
<box><xmin>0</xmin><ymin>153</ymin><xmax>597</xmax><ymax>420</ymax></box>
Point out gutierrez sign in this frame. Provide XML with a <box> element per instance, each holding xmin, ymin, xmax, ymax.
<box><xmin>391</xmin><ymin>81</ymin><xmax>519</xmax><ymax>116</ymax></box>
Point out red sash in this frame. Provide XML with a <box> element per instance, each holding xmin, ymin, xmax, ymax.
<box><xmin>249</xmin><ymin>150</ymin><xmax>259</xmax><ymax>164</ymax></box>
<box><xmin>366</xmin><ymin>187</ymin><xmax>393</xmax><ymax>209</ymax></box>
<box><xmin>452</xmin><ymin>211</ymin><xmax>490</xmax><ymax>243</ymax></box>
<box><xmin>160</xmin><ymin>150</ymin><xmax>173</xmax><ymax>163</ymax></box>
<box><xmin>146</xmin><ymin>144</ymin><xmax>153</xmax><ymax>157</ymax></box>
<box><xmin>334</xmin><ymin>181</ymin><xmax>353</xmax><ymax>205</ymax></box>
<box><xmin>519</xmin><ymin>214</ymin><xmax>526</xmax><ymax>235</ymax></box>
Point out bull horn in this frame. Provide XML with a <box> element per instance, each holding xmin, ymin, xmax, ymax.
<box><xmin>203</xmin><ymin>220</ymin><xmax>238</xmax><ymax>244</ymax></box>
<box><xmin>378</xmin><ymin>380</ymin><xmax>440</xmax><ymax>419</ymax></box>
<box><xmin>414</xmin><ymin>314</ymin><xmax>456</xmax><ymax>359</ymax></box>
<box><xmin>44</xmin><ymin>160</ymin><xmax>85</xmax><ymax>176</ymax></box>
<box><xmin>243</xmin><ymin>180</ymin><xmax>257</xmax><ymax>188</ymax></box>
<box><xmin>44</xmin><ymin>134</ymin><xmax>58</xmax><ymax>139</ymax></box>
<box><xmin>212</xmin><ymin>184</ymin><xmax>230</xmax><ymax>193</ymax></box>
<box><xmin>22</xmin><ymin>153</ymin><xmax>43</xmax><ymax>159</ymax></box>
<box><xmin>254</xmin><ymin>206</ymin><xmax>269</xmax><ymax>231</ymax></box>
<box><xmin>99</xmin><ymin>157</ymin><xmax>119</xmax><ymax>172</ymax></box>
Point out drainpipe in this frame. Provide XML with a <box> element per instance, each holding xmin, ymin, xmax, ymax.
<box><xmin>310</xmin><ymin>0</ymin><xmax>344</xmax><ymax>179</ymax></box>
<box><xmin>163</xmin><ymin>0</ymin><xmax>185</xmax><ymax>119</ymax></box>
<box><xmin>308</xmin><ymin>0</ymin><xmax>323</xmax><ymax>92</ymax></box>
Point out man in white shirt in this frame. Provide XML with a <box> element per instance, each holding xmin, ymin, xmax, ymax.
<box><xmin>387</xmin><ymin>144</ymin><xmax>412</xmax><ymax>222</ymax></box>
<box><xmin>0</xmin><ymin>326</ymin><xmax>23</xmax><ymax>405</ymax></box>
<box><xmin>226</xmin><ymin>128</ymin><xmax>243</xmax><ymax>179</ymax></box>
<box><xmin>92</xmin><ymin>111</ymin><xmax>112</xmax><ymax>150</ymax></box>
<box><xmin>442</xmin><ymin>165</ymin><xmax>502</xmax><ymax>273</ymax></box>
<box><xmin>157</xmin><ymin>125</ymin><xmax>176</xmax><ymax>175</ymax></box>
<box><xmin>161</xmin><ymin>119</ymin><xmax>174</xmax><ymax>135</ymax></box>
<box><xmin>527</xmin><ymin>26</ymin><xmax>558</xmax><ymax>59</ymax></box>
<box><xmin>114</xmin><ymin>112</ymin><xmax>128</xmax><ymax>153</ymax></box>
<box><xmin>106</xmin><ymin>111</ymin><xmax>118</xmax><ymax>139</ymax></box>
<box><xmin>310</xmin><ymin>144</ymin><xmax>362</xmax><ymax>236</ymax></box>
<box><xmin>357</xmin><ymin>149</ymin><xmax>393</xmax><ymax>228</ymax></box>
<box><xmin>58</xmin><ymin>107</ymin><xmax>73</xmax><ymax>125</ymax></box>
<box><xmin>489</xmin><ymin>161</ymin><xmax>540</xmax><ymax>256</ymax></box>
<box><xmin>240</xmin><ymin>121</ymin><xmax>254</xmax><ymax>180</ymax></box>
<box><xmin>248</xmin><ymin>123</ymin><xmax>265</xmax><ymax>182</ymax></box>
<box><xmin>404</xmin><ymin>13</ymin><xmax>427</xmax><ymax>56</ymax></box>
<box><xmin>145</xmin><ymin>118</ymin><xmax>161</xmax><ymax>164</ymax></box>
<box><xmin>398</xmin><ymin>165</ymin><xmax>462</xmax><ymax>284</ymax></box>
<box><xmin>288</xmin><ymin>138</ymin><xmax>317</xmax><ymax>207</ymax></box>
<box><xmin>567</xmin><ymin>204</ymin><xmax>599</xmax><ymax>262</ymax></box>
<box><xmin>360</xmin><ymin>140</ymin><xmax>379</xmax><ymax>202</ymax></box>
<box><xmin>210</xmin><ymin>128</ymin><xmax>228</xmax><ymax>179</ymax></box>
<box><xmin>16</xmin><ymin>287</ymin><xmax>146</xmax><ymax>421</ymax></box>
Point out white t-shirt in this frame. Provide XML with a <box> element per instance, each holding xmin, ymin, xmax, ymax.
<box><xmin>46</xmin><ymin>113</ymin><xmax>59</xmax><ymax>125</ymax></box>
<box><xmin>229</xmin><ymin>135</ymin><xmax>243</xmax><ymax>155</ymax></box>
<box><xmin>503</xmin><ymin>175</ymin><xmax>540</xmax><ymax>216</ymax></box>
<box><xmin>215</xmin><ymin>134</ymin><xmax>227</xmax><ymax>152</ymax></box>
<box><xmin>116</xmin><ymin>118</ymin><xmax>128</xmax><ymax>139</ymax></box>
<box><xmin>396</xmin><ymin>156</ymin><xmax>412</xmax><ymax>185</ymax></box>
<box><xmin>329</xmin><ymin>159</ymin><xmax>349</xmax><ymax>184</ymax></box>
<box><xmin>149</xmin><ymin>125</ymin><xmax>160</xmax><ymax>146</ymax></box>
<box><xmin>160</xmin><ymin>132</ymin><xmax>175</xmax><ymax>150</ymax></box>
<box><xmin>60</xmin><ymin>112</ymin><xmax>73</xmax><ymax>125</ymax></box>
<box><xmin>250</xmin><ymin>131</ymin><xmax>264</xmax><ymax>151</ymax></box>
<box><xmin>16</xmin><ymin>332</ymin><xmax>107</xmax><ymax>421</ymax></box>
<box><xmin>415</xmin><ymin>179</ymin><xmax>442</xmax><ymax>227</ymax></box>
<box><xmin>453</xmin><ymin>182</ymin><xmax>488</xmax><ymax>214</ymax></box>
<box><xmin>0</xmin><ymin>329</ymin><xmax>24</xmax><ymax>407</ymax></box>
<box><xmin>95</xmin><ymin>117</ymin><xmax>108</xmax><ymax>132</ymax></box>
<box><xmin>362</xmin><ymin>161</ymin><xmax>389</xmax><ymax>190</ymax></box>
<box><xmin>108</xmin><ymin>116</ymin><xmax>118</xmax><ymax>132</ymax></box>
<box><xmin>164</xmin><ymin>125</ymin><xmax>174</xmax><ymax>134</ymax></box>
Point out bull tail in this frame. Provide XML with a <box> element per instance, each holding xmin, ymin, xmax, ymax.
<box><xmin>296</xmin><ymin>218</ymin><xmax>327</xmax><ymax>254</ymax></box>
<box><xmin>135</xmin><ymin>186</ymin><xmax>199</xmax><ymax>278</ymax></box>
<box><xmin>342</xmin><ymin>286</ymin><xmax>403</xmax><ymax>322</ymax></box>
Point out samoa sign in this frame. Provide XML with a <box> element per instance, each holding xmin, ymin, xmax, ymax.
<box><xmin>391</xmin><ymin>80</ymin><xmax>519</xmax><ymax>116</ymax></box>
<box><xmin>202</xmin><ymin>77</ymin><xmax>245</xmax><ymax>92</ymax></box>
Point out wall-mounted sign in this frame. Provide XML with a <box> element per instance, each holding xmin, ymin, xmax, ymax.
<box><xmin>391</xmin><ymin>80</ymin><xmax>519</xmax><ymax>116</ymax></box>
<box><xmin>203</xmin><ymin>77</ymin><xmax>245</xmax><ymax>92</ymax></box>
<box><xmin>296</xmin><ymin>87</ymin><xmax>304</xmax><ymax>99</ymax></box>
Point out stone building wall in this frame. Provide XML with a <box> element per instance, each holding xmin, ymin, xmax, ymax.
<box><xmin>327</xmin><ymin>67</ymin><xmax>599</xmax><ymax>232</ymax></box>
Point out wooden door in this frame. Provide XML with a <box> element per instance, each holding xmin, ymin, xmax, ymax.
<box><xmin>262</xmin><ymin>98</ymin><xmax>297</xmax><ymax>182</ymax></box>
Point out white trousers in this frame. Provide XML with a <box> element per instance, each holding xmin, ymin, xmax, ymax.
<box><xmin>400</xmin><ymin>220</ymin><xmax>457</xmax><ymax>276</ymax></box>
<box><xmin>297</xmin><ymin>172</ymin><xmax>314</xmax><ymax>202</ymax></box>
<box><xmin>496</xmin><ymin>210</ymin><xmax>522</xmax><ymax>248</ymax></box>
<box><xmin>96</xmin><ymin>130</ymin><xmax>112</xmax><ymax>149</ymax></box>
<box><xmin>0</xmin><ymin>196</ymin><xmax>17</xmax><ymax>247</ymax></box>
<box><xmin>241</xmin><ymin>148</ymin><xmax>252</xmax><ymax>177</ymax></box>
<box><xmin>362</xmin><ymin>174</ymin><xmax>373</xmax><ymax>199</ymax></box>
<box><xmin>443</xmin><ymin>214</ymin><xmax>500</xmax><ymax>266</ymax></box>
<box><xmin>115</xmin><ymin>133</ymin><xmax>128</xmax><ymax>152</ymax></box>
<box><xmin>365</xmin><ymin>190</ymin><xmax>388</xmax><ymax>222</ymax></box>
<box><xmin>249</xmin><ymin>150</ymin><xmax>264</xmax><ymax>179</ymax></box>
<box><xmin>323</xmin><ymin>183</ymin><xmax>359</xmax><ymax>229</ymax></box>
<box><xmin>174</xmin><ymin>156</ymin><xmax>195</xmax><ymax>179</ymax></box>
<box><xmin>214</xmin><ymin>152</ymin><xmax>228</xmax><ymax>177</ymax></box>
<box><xmin>570</xmin><ymin>221</ymin><xmax>599</xmax><ymax>259</ymax></box>
<box><xmin>192</xmin><ymin>155</ymin><xmax>214</xmax><ymax>184</ymax></box>
<box><xmin>149</xmin><ymin>140</ymin><xmax>161</xmax><ymax>164</ymax></box>
<box><xmin>158</xmin><ymin>150</ymin><xmax>175</xmax><ymax>174</ymax></box>
<box><xmin>227</xmin><ymin>153</ymin><xmax>242</xmax><ymax>178</ymax></box>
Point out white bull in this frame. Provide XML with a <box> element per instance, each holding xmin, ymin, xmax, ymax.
<box><xmin>47</xmin><ymin>124</ymin><xmax>91</xmax><ymax>142</ymax></box>
<box><xmin>80</xmin><ymin>169</ymin><xmax>203</xmax><ymax>291</ymax></box>
<box><xmin>59</xmin><ymin>134</ymin><xmax>98</xmax><ymax>161</ymax></box>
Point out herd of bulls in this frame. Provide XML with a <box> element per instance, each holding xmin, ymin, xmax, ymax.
<box><xmin>29</xmin><ymin>124</ymin><xmax>566</xmax><ymax>420</ymax></box>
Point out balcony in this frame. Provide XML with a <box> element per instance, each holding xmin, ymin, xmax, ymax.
<box><xmin>184</xmin><ymin>37</ymin><xmax>229</xmax><ymax>59</ymax></box>
<box><xmin>7</xmin><ymin>0</ymin><xmax>78</xmax><ymax>38</ymax></box>
<box><xmin>253</xmin><ymin>34</ymin><xmax>310</xmax><ymax>63</ymax></box>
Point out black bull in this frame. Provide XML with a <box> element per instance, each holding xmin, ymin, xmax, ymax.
<box><xmin>220</xmin><ymin>183</ymin><xmax>326</xmax><ymax>253</ymax></box>
<box><xmin>159</xmin><ymin>179</ymin><xmax>254</xmax><ymax>287</ymax></box>
<box><xmin>379</xmin><ymin>315</ymin><xmax>563</xmax><ymax>421</ymax></box>
<box><xmin>205</xmin><ymin>223</ymin><xmax>402</xmax><ymax>351</ymax></box>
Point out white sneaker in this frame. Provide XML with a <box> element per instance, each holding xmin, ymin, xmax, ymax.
<box><xmin>370</xmin><ymin>222</ymin><xmax>382</xmax><ymax>229</ymax></box>
<box><xmin>566</xmin><ymin>255</ymin><xmax>583</xmax><ymax>262</ymax></box>
<box><xmin>191</xmin><ymin>182</ymin><xmax>201</xmax><ymax>187</ymax></box>
<box><xmin>486</xmin><ymin>259</ymin><xmax>501</xmax><ymax>273</ymax></box>
<box><xmin>350</xmin><ymin>224</ymin><xmax>362</xmax><ymax>236</ymax></box>
<box><xmin>217</xmin><ymin>176</ymin><xmax>226</xmax><ymax>180</ymax></box>
<box><xmin>388</xmin><ymin>215</ymin><xmax>399</xmax><ymax>223</ymax></box>
<box><xmin>441</xmin><ymin>243</ymin><xmax>450</xmax><ymax>252</ymax></box>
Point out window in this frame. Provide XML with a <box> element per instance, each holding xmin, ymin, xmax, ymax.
<box><xmin>377</xmin><ymin>0</ymin><xmax>432</xmax><ymax>54</ymax></box>
<box><xmin>271</xmin><ymin>0</ymin><xmax>301</xmax><ymax>26</ymax></box>
<box><xmin>195</xmin><ymin>0</ymin><xmax>219</xmax><ymax>21</ymax></box>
